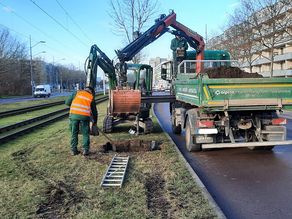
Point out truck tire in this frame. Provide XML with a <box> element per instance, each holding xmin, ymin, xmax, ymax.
<box><xmin>172</xmin><ymin>123</ymin><xmax>181</xmax><ymax>134</ymax></box>
<box><xmin>185</xmin><ymin>119</ymin><xmax>201</xmax><ymax>152</ymax></box>
<box><xmin>171</xmin><ymin>111</ymin><xmax>181</xmax><ymax>134</ymax></box>
<box><xmin>103</xmin><ymin>115</ymin><xmax>113</xmax><ymax>133</ymax></box>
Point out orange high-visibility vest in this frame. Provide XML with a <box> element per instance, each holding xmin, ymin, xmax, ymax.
<box><xmin>70</xmin><ymin>90</ymin><xmax>93</xmax><ymax>117</ymax></box>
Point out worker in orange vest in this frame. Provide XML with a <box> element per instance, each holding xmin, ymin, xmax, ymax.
<box><xmin>65</xmin><ymin>86</ymin><xmax>98</xmax><ymax>156</ymax></box>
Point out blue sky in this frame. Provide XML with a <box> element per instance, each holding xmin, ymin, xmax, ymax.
<box><xmin>0</xmin><ymin>0</ymin><xmax>239</xmax><ymax>76</ymax></box>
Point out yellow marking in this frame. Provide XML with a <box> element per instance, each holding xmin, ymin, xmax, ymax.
<box><xmin>209</xmin><ymin>84</ymin><xmax>292</xmax><ymax>89</ymax></box>
<box><xmin>283</xmin><ymin>99</ymin><xmax>292</xmax><ymax>103</ymax></box>
<box><xmin>207</xmin><ymin>101</ymin><xmax>224</xmax><ymax>105</ymax></box>
<box><xmin>203</xmin><ymin>86</ymin><xmax>211</xmax><ymax>100</ymax></box>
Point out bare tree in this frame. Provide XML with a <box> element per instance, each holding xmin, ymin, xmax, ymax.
<box><xmin>108</xmin><ymin>0</ymin><xmax>158</xmax><ymax>63</ymax></box>
<box><xmin>239</xmin><ymin>0</ymin><xmax>291</xmax><ymax>77</ymax></box>
<box><xmin>276</xmin><ymin>0</ymin><xmax>292</xmax><ymax>38</ymax></box>
<box><xmin>226</xmin><ymin>8</ymin><xmax>262</xmax><ymax>73</ymax></box>
<box><xmin>0</xmin><ymin>28</ymin><xmax>29</xmax><ymax>96</ymax></box>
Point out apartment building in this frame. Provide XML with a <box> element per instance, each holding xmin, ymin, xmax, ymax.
<box><xmin>208</xmin><ymin>1</ymin><xmax>292</xmax><ymax>77</ymax></box>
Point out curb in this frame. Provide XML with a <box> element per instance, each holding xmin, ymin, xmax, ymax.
<box><xmin>152</xmin><ymin>105</ymin><xmax>226</xmax><ymax>219</ymax></box>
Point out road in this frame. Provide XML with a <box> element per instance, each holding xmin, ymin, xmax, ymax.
<box><xmin>0</xmin><ymin>92</ymin><xmax>71</xmax><ymax>104</ymax></box>
<box><xmin>154</xmin><ymin>102</ymin><xmax>292</xmax><ymax>219</ymax></box>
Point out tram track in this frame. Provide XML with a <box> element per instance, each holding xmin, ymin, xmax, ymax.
<box><xmin>0</xmin><ymin>92</ymin><xmax>106</xmax><ymax>119</ymax></box>
<box><xmin>0</xmin><ymin>96</ymin><xmax>108</xmax><ymax>144</ymax></box>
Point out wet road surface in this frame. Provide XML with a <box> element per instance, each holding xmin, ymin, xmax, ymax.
<box><xmin>154</xmin><ymin>102</ymin><xmax>292</xmax><ymax>219</ymax></box>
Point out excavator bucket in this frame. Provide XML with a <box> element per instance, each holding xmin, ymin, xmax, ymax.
<box><xmin>110</xmin><ymin>90</ymin><xmax>141</xmax><ymax>114</ymax></box>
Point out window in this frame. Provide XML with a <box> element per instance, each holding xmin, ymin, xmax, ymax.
<box><xmin>126</xmin><ymin>69</ymin><xmax>136</xmax><ymax>87</ymax></box>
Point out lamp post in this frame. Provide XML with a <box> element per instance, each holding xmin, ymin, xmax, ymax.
<box><xmin>29</xmin><ymin>35</ymin><xmax>45</xmax><ymax>96</ymax></box>
<box><xmin>33</xmin><ymin>51</ymin><xmax>46</xmax><ymax>57</ymax></box>
<box><xmin>59</xmin><ymin>58</ymin><xmax>66</xmax><ymax>92</ymax></box>
<box><xmin>53</xmin><ymin>57</ymin><xmax>66</xmax><ymax>92</ymax></box>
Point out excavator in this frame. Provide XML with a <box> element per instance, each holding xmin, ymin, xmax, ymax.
<box><xmin>85</xmin><ymin>45</ymin><xmax>153</xmax><ymax>134</ymax></box>
<box><xmin>84</xmin><ymin>10</ymin><xmax>205</xmax><ymax>134</ymax></box>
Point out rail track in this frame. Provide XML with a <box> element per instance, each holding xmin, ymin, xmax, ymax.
<box><xmin>0</xmin><ymin>91</ymin><xmax>106</xmax><ymax>118</ymax></box>
<box><xmin>0</xmin><ymin>96</ymin><xmax>108</xmax><ymax>144</ymax></box>
<box><xmin>0</xmin><ymin>101</ymin><xmax>64</xmax><ymax>118</ymax></box>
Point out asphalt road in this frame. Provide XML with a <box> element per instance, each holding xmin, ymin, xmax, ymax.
<box><xmin>0</xmin><ymin>92</ymin><xmax>71</xmax><ymax>104</ymax></box>
<box><xmin>154</xmin><ymin>102</ymin><xmax>292</xmax><ymax>219</ymax></box>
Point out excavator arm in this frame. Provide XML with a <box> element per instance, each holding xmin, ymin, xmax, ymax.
<box><xmin>116</xmin><ymin>10</ymin><xmax>205</xmax><ymax>73</ymax></box>
<box><xmin>85</xmin><ymin>45</ymin><xmax>117</xmax><ymax>90</ymax></box>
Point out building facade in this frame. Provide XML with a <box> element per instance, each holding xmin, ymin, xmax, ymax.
<box><xmin>149</xmin><ymin>57</ymin><xmax>168</xmax><ymax>89</ymax></box>
<box><xmin>208</xmin><ymin>1</ymin><xmax>292</xmax><ymax>77</ymax></box>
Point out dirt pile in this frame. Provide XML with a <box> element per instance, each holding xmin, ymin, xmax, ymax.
<box><xmin>102</xmin><ymin>140</ymin><xmax>160</xmax><ymax>152</ymax></box>
<box><xmin>205</xmin><ymin>66</ymin><xmax>263</xmax><ymax>78</ymax></box>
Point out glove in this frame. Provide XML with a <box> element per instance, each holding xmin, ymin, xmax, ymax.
<box><xmin>90</xmin><ymin>123</ymin><xmax>99</xmax><ymax>136</ymax></box>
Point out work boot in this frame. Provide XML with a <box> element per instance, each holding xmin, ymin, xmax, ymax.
<box><xmin>83</xmin><ymin>150</ymin><xmax>89</xmax><ymax>156</ymax></box>
<box><xmin>71</xmin><ymin>150</ymin><xmax>80</xmax><ymax>156</ymax></box>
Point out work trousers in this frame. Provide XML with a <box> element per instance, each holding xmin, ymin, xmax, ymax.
<box><xmin>69</xmin><ymin>119</ymin><xmax>90</xmax><ymax>152</ymax></box>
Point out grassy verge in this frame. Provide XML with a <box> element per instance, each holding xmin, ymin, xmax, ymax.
<box><xmin>0</xmin><ymin>97</ymin><xmax>66</xmax><ymax>112</ymax></box>
<box><xmin>0</xmin><ymin>101</ymin><xmax>217</xmax><ymax>218</ymax></box>
<box><xmin>0</xmin><ymin>105</ymin><xmax>68</xmax><ymax>127</ymax></box>
<box><xmin>0</xmin><ymin>95</ymin><xmax>31</xmax><ymax>99</ymax></box>
<box><xmin>0</xmin><ymin>93</ymin><xmax>106</xmax><ymax>113</ymax></box>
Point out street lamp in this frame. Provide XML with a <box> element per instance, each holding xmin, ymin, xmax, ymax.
<box><xmin>30</xmin><ymin>35</ymin><xmax>45</xmax><ymax>96</ymax></box>
<box><xmin>33</xmin><ymin>51</ymin><xmax>46</xmax><ymax>57</ymax></box>
<box><xmin>53</xmin><ymin>57</ymin><xmax>66</xmax><ymax>92</ymax></box>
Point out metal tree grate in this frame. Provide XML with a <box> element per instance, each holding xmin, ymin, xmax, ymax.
<box><xmin>100</xmin><ymin>155</ymin><xmax>129</xmax><ymax>187</ymax></box>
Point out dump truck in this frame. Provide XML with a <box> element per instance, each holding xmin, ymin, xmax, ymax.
<box><xmin>161</xmin><ymin>58</ymin><xmax>292</xmax><ymax>151</ymax></box>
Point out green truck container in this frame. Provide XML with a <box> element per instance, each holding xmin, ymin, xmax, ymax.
<box><xmin>186</xmin><ymin>50</ymin><xmax>230</xmax><ymax>61</ymax></box>
<box><xmin>161</xmin><ymin>59</ymin><xmax>292</xmax><ymax>152</ymax></box>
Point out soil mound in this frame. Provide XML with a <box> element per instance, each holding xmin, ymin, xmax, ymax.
<box><xmin>102</xmin><ymin>140</ymin><xmax>160</xmax><ymax>152</ymax></box>
<box><xmin>205</xmin><ymin>66</ymin><xmax>263</xmax><ymax>78</ymax></box>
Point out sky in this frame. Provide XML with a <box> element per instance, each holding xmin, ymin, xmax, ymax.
<box><xmin>0</xmin><ymin>0</ymin><xmax>240</xmax><ymax>77</ymax></box>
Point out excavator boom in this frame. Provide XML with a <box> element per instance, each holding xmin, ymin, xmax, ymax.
<box><xmin>116</xmin><ymin>10</ymin><xmax>205</xmax><ymax>73</ymax></box>
<box><xmin>85</xmin><ymin>45</ymin><xmax>117</xmax><ymax>90</ymax></box>
<box><xmin>85</xmin><ymin>10</ymin><xmax>205</xmax><ymax>91</ymax></box>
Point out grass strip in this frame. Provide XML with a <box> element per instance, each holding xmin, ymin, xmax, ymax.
<box><xmin>0</xmin><ymin>101</ymin><xmax>217</xmax><ymax>218</ymax></box>
<box><xmin>0</xmin><ymin>105</ymin><xmax>68</xmax><ymax>127</ymax></box>
<box><xmin>0</xmin><ymin>97</ymin><xmax>67</xmax><ymax>112</ymax></box>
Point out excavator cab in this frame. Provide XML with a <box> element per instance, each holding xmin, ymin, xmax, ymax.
<box><xmin>127</xmin><ymin>64</ymin><xmax>152</xmax><ymax>95</ymax></box>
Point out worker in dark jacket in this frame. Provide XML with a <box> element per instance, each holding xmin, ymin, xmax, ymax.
<box><xmin>170</xmin><ymin>35</ymin><xmax>188</xmax><ymax>73</ymax></box>
<box><xmin>65</xmin><ymin>86</ymin><xmax>98</xmax><ymax>156</ymax></box>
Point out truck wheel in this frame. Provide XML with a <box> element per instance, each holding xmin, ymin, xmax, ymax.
<box><xmin>172</xmin><ymin>123</ymin><xmax>181</xmax><ymax>134</ymax></box>
<box><xmin>103</xmin><ymin>115</ymin><xmax>113</xmax><ymax>133</ymax></box>
<box><xmin>143</xmin><ymin>118</ymin><xmax>153</xmax><ymax>134</ymax></box>
<box><xmin>171</xmin><ymin>112</ymin><xmax>181</xmax><ymax>134</ymax></box>
<box><xmin>185</xmin><ymin>119</ymin><xmax>201</xmax><ymax>152</ymax></box>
